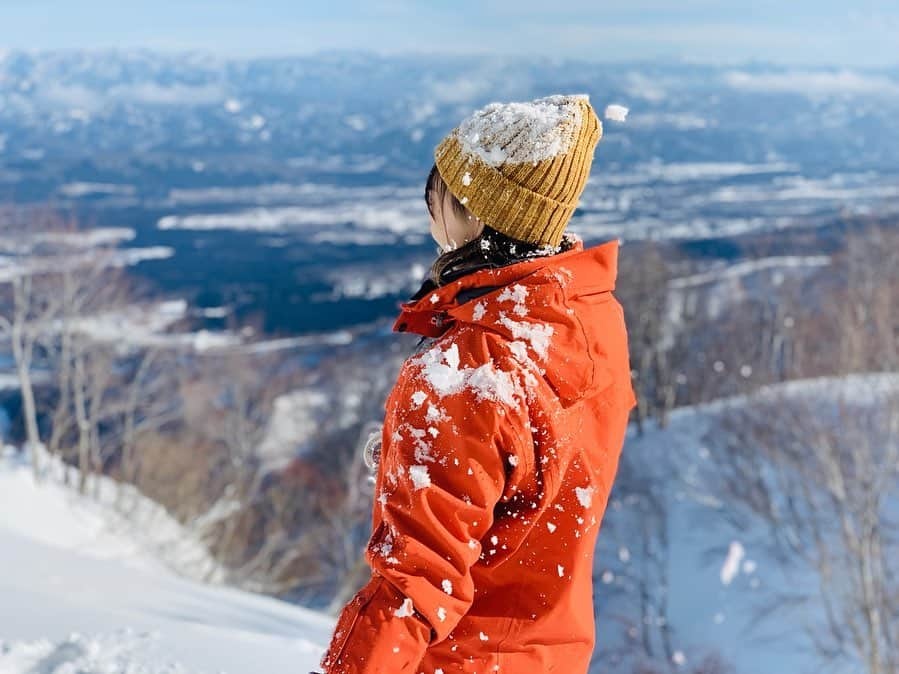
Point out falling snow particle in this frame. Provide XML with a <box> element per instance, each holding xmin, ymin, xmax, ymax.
<box><xmin>720</xmin><ymin>541</ymin><xmax>745</xmax><ymax>585</ymax></box>
<box><xmin>557</xmin><ymin>564</ymin><xmax>565</xmax><ymax>577</ymax></box>
<box><xmin>442</xmin><ymin>579</ymin><xmax>453</xmax><ymax>595</ymax></box>
<box><xmin>604</xmin><ymin>104</ymin><xmax>629</xmax><ymax>122</ymax></box>
<box><xmin>672</xmin><ymin>651</ymin><xmax>686</xmax><ymax>667</ymax></box>
<box><xmin>479</xmin><ymin>632</ymin><xmax>489</xmax><ymax>641</ymax></box>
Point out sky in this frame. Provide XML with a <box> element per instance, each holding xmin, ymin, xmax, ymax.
<box><xmin>0</xmin><ymin>0</ymin><xmax>897</xmax><ymax>68</ymax></box>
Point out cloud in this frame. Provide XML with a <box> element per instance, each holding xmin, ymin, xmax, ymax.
<box><xmin>38</xmin><ymin>81</ymin><xmax>227</xmax><ymax>111</ymax></box>
<box><xmin>39</xmin><ymin>83</ymin><xmax>100</xmax><ymax>110</ymax></box>
<box><xmin>425</xmin><ymin>75</ymin><xmax>494</xmax><ymax>104</ymax></box>
<box><xmin>723</xmin><ymin>69</ymin><xmax>899</xmax><ymax>97</ymax></box>
<box><xmin>109</xmin><ymin>82</ymin><xmax>225</xmax><ymax>105</ymax></box>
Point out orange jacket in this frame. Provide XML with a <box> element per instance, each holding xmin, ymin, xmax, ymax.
<box><xmin>320</xmin><ymin>238</ymin><xmax>636</xmax><ymax>674</ymax></box>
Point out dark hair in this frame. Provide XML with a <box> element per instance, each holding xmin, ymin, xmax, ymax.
<box><xmin>423</xmin><ymin>163</ymin><xmax>574</xmax><ymax>287</ymax></box>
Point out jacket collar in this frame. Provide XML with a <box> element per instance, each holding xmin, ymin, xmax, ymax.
<box><xmin>393</xmin><ymin>238</ymin><xmax>619</xmax><ymax>338</ymax></box>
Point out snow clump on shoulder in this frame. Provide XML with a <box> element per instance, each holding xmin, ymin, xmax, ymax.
<box><xmin>457</xmin><ymin>94</ymin><xmax>589</xmax><ymax>167</ymax></box>
<box><xmin>496</xmin><ymin>312</ymin><xmax>554</xmax><ymax>360</ymax></box>
<box><xmin>497</xmin><ymin>283</ymin><xmax>529</xmax><ymax>316</ymax></box>
<box><xmin>410</xmin><ymin>340</ymin><xmax>521</xmax><ymax>406</ymax></box>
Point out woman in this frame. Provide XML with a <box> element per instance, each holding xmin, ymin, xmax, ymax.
<box><xmin>319</xmin><ymin>94</ymin><xmax>636</xmax><ymax>674</ymax></box>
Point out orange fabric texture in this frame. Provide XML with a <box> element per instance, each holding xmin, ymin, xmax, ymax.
<box><xmin>320</xmin><ymin>237</ymin><xmax>636</xmax><ymax>674</ymax></box>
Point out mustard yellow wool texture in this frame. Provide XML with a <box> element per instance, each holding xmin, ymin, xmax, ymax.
<box><xmin>433</xmin><ymin>96</ymin><xmax>603</xmax><ymax>248</ymax></box>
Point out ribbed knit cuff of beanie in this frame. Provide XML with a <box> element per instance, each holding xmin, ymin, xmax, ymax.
<box><xmin>433</xmin><ymin>94</ymin><xmax>602</xmax><ymax>248</ymax></box>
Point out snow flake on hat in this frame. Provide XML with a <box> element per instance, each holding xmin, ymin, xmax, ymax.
<box><xmin>456</xmin><ymin>94</ymin><xmax>589</xmax><ymax>167</ymax></box>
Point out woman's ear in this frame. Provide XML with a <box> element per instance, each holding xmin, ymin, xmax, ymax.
<box><xmin>471</xmin><ymin>214</ymin><xmax>485</xmax><ymax>238</ymax></box>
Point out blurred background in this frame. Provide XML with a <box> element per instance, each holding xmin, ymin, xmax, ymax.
<box><xmin>0</xmin><ymin>2</ymin><xmax>897</xmax><ymax>673</ymax></box>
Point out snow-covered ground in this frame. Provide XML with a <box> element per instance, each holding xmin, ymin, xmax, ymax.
<box><xmin>0</xmin><ymin>449</ymin><xmax>331</xmax><ymax>674</ymax></box>
<box><xmin>151</xmin><ymin>166</ymin><xmax>899</xmax><ymax>244</ymax></box>
<box><xmin>2</xmin><ymin>373</ymin><xmax>894</xmax><ymax>674</ymax></box>
<box><xmin>595</xmin><ymin>373</ymin><xmax>899</xmax><ymax>674</ymax></box>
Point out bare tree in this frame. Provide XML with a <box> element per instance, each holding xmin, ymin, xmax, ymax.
<box><xmin>709</xmin><ymin>382</ymin><xmax>898</xmax><ymax>674</ymax></box>
<box><xmin>592</xmin><ymin>431</ymin><xmax>679</xmax><ymax>674</ymax></box>
<box><xmin>617</xmin><ymin>242</ymin><xmax>676</xmax><ymax>433</ymax></box>
<box><xmin>0</xmin><ymin>274</ymin><xmax>59</xmax><ymax>478</ymax></box>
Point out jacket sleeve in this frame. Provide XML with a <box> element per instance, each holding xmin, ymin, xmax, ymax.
<box><xmin>320</xmin><ymin>341</ymin><xmax>531</xmax><ymax>673</ymax></box>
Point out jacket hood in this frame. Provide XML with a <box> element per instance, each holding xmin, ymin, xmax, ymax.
<box><xmin>393</xmin><ymin>238</ymin><xmax>620</xmax><ymax>407</ymax></box>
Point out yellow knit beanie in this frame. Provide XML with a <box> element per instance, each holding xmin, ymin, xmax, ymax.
<box><xmin>433</xmin><ymin>94</ymin><xmax>602</xmax><ymax>248</ymax></box>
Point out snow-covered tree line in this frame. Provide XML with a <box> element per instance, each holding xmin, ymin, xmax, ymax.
<box><xmin>0</xmin><ymin>204</ymin><xmax>412</xmax><ymax>602</ymax></box>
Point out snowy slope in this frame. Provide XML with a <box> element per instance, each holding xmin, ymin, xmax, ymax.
<box><xmin>594</xmin><ymin>373</ymin><xmax>899</xmax><ymax>674</ymax></box>
<box><xmin>0</xmin><ymin>449</ymin><xmax>332</xmax><ymax>674</ymax></box>
<box><xmin>3</xmin><ymin>374</ymin><xmax>894</xmax><ymax>674</ymax></box>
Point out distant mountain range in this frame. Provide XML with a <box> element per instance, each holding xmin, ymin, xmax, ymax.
<box><xmin>1</xmin><ymin>49</ymin><xmax>898</xmax><ymax>200</ymax></box>
<box><xmin>1</xmin><ymin>50</ymin><xmax>897</xmax><ymax>336</ymax></box>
